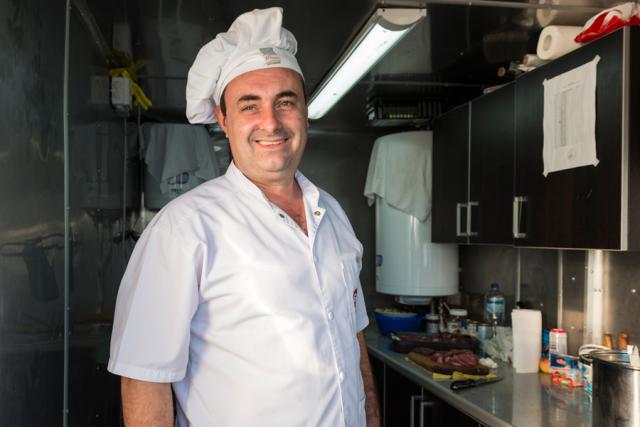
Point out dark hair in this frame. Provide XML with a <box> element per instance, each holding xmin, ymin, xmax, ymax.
<box><xmin>218</xmin><ymin>74</ymin><xmax>307</xmax><ymax>118</ymax></box>
<box><xmin>220</xmin><ymin>88</ymin><xmax>228</xmax><ymax>117</ymax></box>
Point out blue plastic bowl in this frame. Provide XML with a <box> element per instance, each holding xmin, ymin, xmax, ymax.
<box><xmin>374</xmin><ymin>312</ymin><xmax>422</xmax><ymax>336</ymax></box>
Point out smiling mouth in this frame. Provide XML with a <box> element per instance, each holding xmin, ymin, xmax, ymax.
<box><xmin>255</xmin><ymin>138</ymin><xmax>287</xmax><ymax>146</ymax></box>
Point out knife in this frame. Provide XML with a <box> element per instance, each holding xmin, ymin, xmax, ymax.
<box><xmin>450</xmin><ymin>377</ymin><xmax>503</xmax><ymax>391</ymax></box>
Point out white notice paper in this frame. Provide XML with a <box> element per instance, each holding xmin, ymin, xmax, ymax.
<box><xmin>542</xmin><ymin>55</ymin><xmax>600</xmax><ymax>177</ymax></box>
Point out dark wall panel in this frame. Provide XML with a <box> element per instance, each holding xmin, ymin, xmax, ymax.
<box><xmin>0</xmin><ymin>0</ymin><xmax>65</xmax><ymax>425</ymax></box>
<box><xmin>67</xmin><ymin>1</ymin><xmax>132</xmax><ymax>425</ymax></box>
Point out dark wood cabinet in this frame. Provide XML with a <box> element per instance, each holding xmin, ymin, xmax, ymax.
<box><xmin>370</xmin><ymin>352</ymin><xmax>484</xmax><ymax>427</ymax></box>
<box><xmin>514</xmin><ymin>27</ymin><xmax>640</xmax><ymax>249</ymax></box>
<box><xmin>385</xmin><ymin>365</ymin><xmax>423</xmax><ymax>426</ymax></box>
<box><xmin>433</xmin><ymin>27</ymin><xmax>640</xmax><ymax>250</ymax></box>
<box><xmin>432</xmin><ymin>87</ymin><xmax>514</xmax><ymax>245</ymax></box>
<box><xmin>469</xmin><ymin>85</ymin><xmax>515</xmax><ymax>244</ymax></box>
<box><xmin>432</xmin><ymin>104</ymin><xmax>469</xmax><ymax>244</ymax></box>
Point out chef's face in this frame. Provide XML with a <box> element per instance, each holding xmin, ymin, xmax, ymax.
<box><xmin>215</xmin><ymin>67</ymin><xmax>308</xmax><ymax>185</ymax></box>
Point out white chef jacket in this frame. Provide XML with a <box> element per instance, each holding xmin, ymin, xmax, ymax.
<box><xmin>108</xmin><ymin>162</ymin><xmax>369</xmax><ymax>427</ymax></box>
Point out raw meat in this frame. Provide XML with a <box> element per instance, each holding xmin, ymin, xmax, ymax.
<box><xmin>408</xmin><ymin>347</ymin><xmax>490</xmax><ymax>375</ymax></box>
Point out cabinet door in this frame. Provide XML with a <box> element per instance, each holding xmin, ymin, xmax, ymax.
<box><xmin>514</xmin><ymin>30</ymin><xmax>624</xmax><ymax>248</ymax></box>
<box><xmin>384</xmin><ymin>367</ymin><xmax>422</xmax><ymax>427</ymax></box>
<box><xmin>469</xmin><ymin>84</ymin><xmax>515</xmax><ymax>244</ymax></box>
<box><xmin>432</xmin><ymin>104</ymin><xmax>470</xmax><ymax>243</ymax></box>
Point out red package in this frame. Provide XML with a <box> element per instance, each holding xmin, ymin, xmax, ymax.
<box><xmin>575</xmin><ymin>2</ymin><xmax>640</xmax><ymax>43</ymax></box>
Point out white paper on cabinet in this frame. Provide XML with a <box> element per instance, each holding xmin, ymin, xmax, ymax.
<box><xmin>542</xmin><ymin>55</ymin><xmax>600</xmax><ymax>177</ymax></box>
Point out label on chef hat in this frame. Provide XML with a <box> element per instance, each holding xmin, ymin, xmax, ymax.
<box><xmin>259</xmin><ymin>48</ymin><xmax>281</xmax><ymax>65</ymax></box>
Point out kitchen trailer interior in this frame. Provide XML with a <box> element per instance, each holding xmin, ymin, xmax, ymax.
<box><xmin>1</xmin><ymin>0</ymin><xmax>637</xmax><ymax>425</ymax></box>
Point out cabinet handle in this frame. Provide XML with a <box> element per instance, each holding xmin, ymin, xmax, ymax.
<box><xmin>420</xmin><ymin>400</ymin><xmax>437</xmax><ymax>427</ymax></box>
<box><xmin>467</xmin><ymin>201</ymin><xmax>479</xmax><ymax>237</ymax></box>
<box><xmin>512</xmin><ymin>196</ymin><xmax>527</xmax><ymax>239</ymax></box>
<box><xmin>456</xmin><ymin>202</ymin><xmax>468</xmax><ymax>237</ymax></box>
<box><xmin>410</xmin><ymin>394</ymin><xmax>423</xmax><ymax>427</ymax></box>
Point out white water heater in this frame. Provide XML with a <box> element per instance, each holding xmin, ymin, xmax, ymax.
<box><xmin>376</xmin><ymin>198</ymin><xmax>458</xmax><ymax>296</ymax></box>
<box><xmin>366</xmin><ymin>130</ymin><xmax>458</xmax><ymax>297</ymax></box>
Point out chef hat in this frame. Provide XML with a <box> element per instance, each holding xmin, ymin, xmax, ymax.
<box><xmin>186</xmin><ymin>7</ymin><xmax>303</xmax><ymax>124</ymax></box>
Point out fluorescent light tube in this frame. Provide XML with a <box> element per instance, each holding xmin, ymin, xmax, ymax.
<box><xmin>307</xmin><ymin>8</ymin><xmax>426</xmax><ymax>120</ymax></box>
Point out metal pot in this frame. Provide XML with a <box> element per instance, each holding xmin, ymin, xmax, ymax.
<box><xmin>592</xmin><ymin>350</ymin><xmax>640</xmax><ymax>426</ymax></box>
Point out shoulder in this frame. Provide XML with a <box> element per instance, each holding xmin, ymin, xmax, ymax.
<box><xmin>318</xmin><ymin>187</ymin><xmax>364</xmax><ymax>257</ymax></box>
<box><xmin>318</xmin><ymin>187</ymin><xmax>341</xmax><ymax>211</ymax></box>
<box><xmin>318</xmin><ymin>188</ymin><xmax>359</xmax><ymax>239</ymax></box>
<box><xmin>318</xmin><ymin>188</ymin><xmax>350</xmax><ymax>223</ymax></box>
<box><xmin>145</xmin><ymin>174</ymin><xmax>236</xmax><ymax>237</ymax></box>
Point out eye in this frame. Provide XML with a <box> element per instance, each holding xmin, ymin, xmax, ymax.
<box><xmin>277</xmin><ymin>100</ymin><xmax>294</xmax><ymax>109</ymax></box>
<box><xmin>240</xmin><ymin>104</ymin><xmax>257</xmax><ymax>112</ymax></box>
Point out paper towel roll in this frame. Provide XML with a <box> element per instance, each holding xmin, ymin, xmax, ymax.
<box><xmin>536</xmin><ymin>25</ymin><xmax>583</xmax><ymax>60</ymax></box>
<box><xmin>536</xmin><ymin>0</ymin><xmax>599</xmax><ymax>27</ymax></box>
<box><xmin>511</xmin><ymin>309</ymin><xmax>542</xmax><ymax>373</ymax></box>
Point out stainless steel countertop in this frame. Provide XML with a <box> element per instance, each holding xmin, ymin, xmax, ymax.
<box><xmin>365</xmin><ymin>330</ymin><xmax>592</xmax><ymax>427</ymax></box>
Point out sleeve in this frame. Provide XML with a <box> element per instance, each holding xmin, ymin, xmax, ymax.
<box><xmin>107</xmin><ymin>222</ymin><xmax>202</xmax><ymax>383</ymax></box>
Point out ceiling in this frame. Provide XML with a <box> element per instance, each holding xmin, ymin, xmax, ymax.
<box><xmin>121</xmin><ymin>0</ymin><xmax>613</xmax><ymax>131</ymax></box>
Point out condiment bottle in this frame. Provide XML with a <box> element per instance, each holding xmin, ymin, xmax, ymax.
<box><xmin>425</xmin><ymin>314</ymin><xmax>440</xmax><ymax>334</ymax></box>
<box><xmin>603</xmin><ymin>333</ymin><xmax>614</xmax><ymax>349</ymax></box>
<box><xmin>446</xmin><ymin>308</ymin><xmax>468</xmax><ymax>334</ymax></box>
<box><xmin>549</xmin><ymin>329</ymin><xmax>567</xmax><ymax>355</ymax></box>
<box><xmin>617</xmin><ymin>332</ymin><xmax>629</xmax><ymax>350</ymax></box>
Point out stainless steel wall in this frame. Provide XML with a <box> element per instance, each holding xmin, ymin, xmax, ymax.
<box><xmin>459</xmin><ymin>246</ymin><xmax>640</xmax><ymax>355</ymax></box>
<box><xmin>67</xmin><ymin>1</ymin><xmax>133</xmax><ymax>425</ymax></box>
<box><xmin>0</xmin><ymin>0</ymin><xmax>129</xmax><ymax>424</ymax></box>
<box><xmin>602</xmin><ymin>251</ymin><xmax>640</xmax><ymax>348</ymax></box>
<box><xmin>0</xmin><ymin>0</ymin><xmax>66</xmax><ymax>424</ymax></box>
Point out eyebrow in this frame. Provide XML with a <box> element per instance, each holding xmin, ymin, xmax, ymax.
<box><xmin>275</xmin><ymin>90</ymin><xmax>298</xmax><ymax>99</ymax></box>
<box><xmin>237</xmin><ymin>94</ymin><xmax>260</xmax><ymax>103</ymax></box>
<box><xmin>236</xmin><ymin>91</ymin><xmax>299</xmax><ymax>104</ymax></box>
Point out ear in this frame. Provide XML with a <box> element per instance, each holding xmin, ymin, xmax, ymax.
<box><xmin>214</xmin><ymin>106</ymin><xmax>227</xmax><ymax>135</ymax></box>
<box><xmin>303</xmin><ymin>105</ymin><xmax>310</xmax><ymax>129</ymax></box>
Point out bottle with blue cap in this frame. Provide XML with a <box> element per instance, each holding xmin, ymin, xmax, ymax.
<box><xmin>484</xmin><ymin>282</ymin><xmax>505</xmax><ymax>327</ymax></box>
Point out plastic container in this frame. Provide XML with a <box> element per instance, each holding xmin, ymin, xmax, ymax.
<box><xmin>465</xmin><ymin>320</ymin><xmax>478</xmax><ymax>337</ymax></box>
<box><xmin>477</xmin><ymin>323</ymin><xmax>493</xmax><ymax>341</ymax></box>
<box><xmin>484</xmin><ymin>283</ymin><xmax>506</xmax><ymax>326</ymax></box>
<box><xmin>446</xmin><ymin>308</ymin><xmax>468</xmax><ymax>334</ymax></box>
<box><xmin>374</xmin><ymin>312</ymin><xmax>422</xmax><ymax>336</ymax></box>
<box><xmin>425</xmin><ymin>314</ymin><xmax>440</xmax><ymax>334</ymax></box>
<box><xmin>549</xmin><ymin>328</ymin><xmax>568</xmax><ymax>355</ymax></box>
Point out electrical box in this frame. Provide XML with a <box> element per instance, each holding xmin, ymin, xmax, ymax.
<box><xmin>111</xmin><ymin>76</ymin><xmax>131</xmax><ymax>114</ymax></box>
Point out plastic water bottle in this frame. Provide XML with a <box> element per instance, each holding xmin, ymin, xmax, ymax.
<box><xmin>484</xmin><ymin>283</ymin><xmax>506</xmax><ymax>327</ymax></box>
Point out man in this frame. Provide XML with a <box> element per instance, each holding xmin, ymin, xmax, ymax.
<box><xmin>108</xmin><ymin>7</ymin><xmax>380</xmax><ymax>427</ymax></box>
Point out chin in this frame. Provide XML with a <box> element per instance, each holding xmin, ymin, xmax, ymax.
<box><xmin>259</xmin><ymin>155</ymin><xmax>296</xmax><ymax>172</ymax></box>
<box><xmin>262</xmin><ymin>163</ymin><xmax>294</xmax><ymax>175</ymax></box>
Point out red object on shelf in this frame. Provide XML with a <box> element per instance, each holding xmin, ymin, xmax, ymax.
<box><xmin>575</xmin><ymin>2</ymin><xmax>640</xmax><ymax>43</ymax></box>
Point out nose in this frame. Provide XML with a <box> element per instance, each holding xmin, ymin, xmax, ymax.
<box><xmin>259</xmin><ymin>106</ymin><xmax>281</xmax><ymax>133</ymax></box>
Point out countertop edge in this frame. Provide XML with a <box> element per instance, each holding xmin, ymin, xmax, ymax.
<box><xmin>366</xmin><ymin>334</ymin><xmax>513</xmax><ymax>427</ymax></box>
